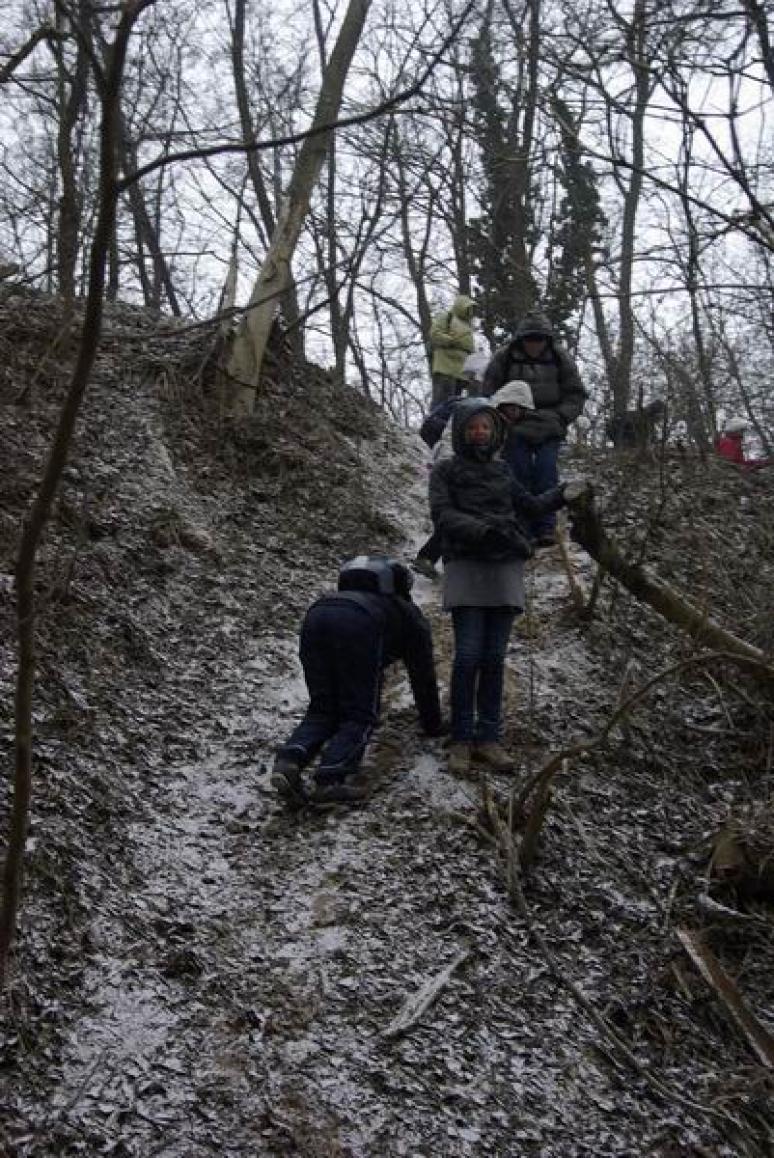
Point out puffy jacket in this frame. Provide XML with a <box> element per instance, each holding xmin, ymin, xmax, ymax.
<box><xmin>430</xmin><ymin>295</ymin><xmax>476</xmax><ymax>379</ymax></box>
<box><xmin>482</xmin><ymin>312</ymin><xmax>587</xmax><ymax>445</ymax></box>
<box><xmin>429</xmin><ymin>398</ymin><xmax>565</xmax><ymax>563</ymax></box>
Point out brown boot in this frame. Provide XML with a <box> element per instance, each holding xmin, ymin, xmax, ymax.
<box><xmin>472</xmin><ymin>742</ymin><xmax>514</xmax><ymax>773</ymax></box>
<box><xmin>447</xmin><ymin>742</ymin><xmax>472</xmax><ymax>776</ymax></box>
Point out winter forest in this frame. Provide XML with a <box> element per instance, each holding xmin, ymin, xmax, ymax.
<box><xmin>1</xmin><ymin>0</ymin><xmax>773</xmax><ymax>431</ymax></box>
<box><xmin>1</xmin><ymin>1</ymin><xmax>774</xmax><ymax>1155</ymax></box>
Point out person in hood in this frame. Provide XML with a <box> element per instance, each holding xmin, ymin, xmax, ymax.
<box><xmin>429</xmin><ymin>294</ymin><xmax>477</xmax><ymax>406</ymax></box>
<box><xmin>490</xmin><ymin>379</ymin><xmax>536</xmax><ymax>431</ymax></box>
<box><xmin>271</xmin><ymin>557</ymin><xmax>444</xmax><ymax>806</ymax></box>
<box><xmin>483</xmin><ymin>311</ymin><xmax>587</xmax><ymax>547</ymax></box>
<box><xmin>413</xmin><ymin>372</ymin><xmax>529</xmax><ymax>581</ymax></box>
<box><xmin>429</xmin><ymin>398</ymin><xmax>583</xmax><ymax>779</ymax></box>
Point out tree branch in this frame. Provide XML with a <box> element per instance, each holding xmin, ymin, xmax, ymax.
<box><xmin>117</xmin><ymin>0</ymin><xmax>479</xmax><ymax>191</ymax></box>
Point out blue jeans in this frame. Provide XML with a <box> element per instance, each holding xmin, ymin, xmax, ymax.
<box><xmin>504</xmin><ymin>436</ymin><xmax>560</xmax><ymax>536</ymax></box>
<box><xmin>450</xmin><ymin>607</ymin><xmax>516</xmax><ymax>743</ymax></box>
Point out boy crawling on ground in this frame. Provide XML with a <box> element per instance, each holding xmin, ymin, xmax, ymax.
<box><xmin>271</xmin><ymin>556</ymin><xmax>445</xmax><ymax>806</ymax></box>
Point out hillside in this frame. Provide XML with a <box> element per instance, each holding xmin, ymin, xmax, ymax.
<box><xmin>1</xmin><ymin>293</ymin><xmax>773</xmax><ymax>1156</ymax></box>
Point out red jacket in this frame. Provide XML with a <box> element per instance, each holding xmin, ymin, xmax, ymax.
<box><xmin>715</xmin><ymin>433</ymin><xmax>772</xmax><ymax>471</ymax></box>
<box><xmin>715</xmin><ymin>432</ymin><xmax>746</xmax><ymax>465</ymax></box>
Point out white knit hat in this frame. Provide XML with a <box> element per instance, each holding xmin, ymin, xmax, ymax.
<box><xmin>723</xmin><ymin>416</ymin><xmax>750</xmax><ymax>434</ymax></box>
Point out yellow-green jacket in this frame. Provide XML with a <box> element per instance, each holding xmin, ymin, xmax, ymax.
<box><xmin>430</xmin><ymin>295</ymin><xmax>475</xmax><ymax>379</ymax></box>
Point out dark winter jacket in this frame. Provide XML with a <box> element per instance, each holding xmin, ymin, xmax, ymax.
<box><xmin>419</xmin><ymin>396</ymin><xmax>462</xmax><ymax>448</ymax></box>
<box><xmin>311</xmin><ymin>589</ymin><xmax>443</xmax><ymax>735</ymax></box>
<box><xmin>482</xmin><ymin>312</ymin><xmax>587</xmax><ymax>445</ymax></box>
<box><xmin>429</xmin><ymin>398</ymin><xmax>566</xmax><ymax>563</ymax></box>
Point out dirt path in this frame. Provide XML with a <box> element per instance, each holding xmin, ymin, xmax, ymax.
<box><xmin>3</xmin><ymin>381</ymin><xmax>766</xmax><ymax>1155</ymax></box>
<box><xmin>35</xmin><ymin>512</ymin><xmax>754</xmax><ymax>1156</ymax></box>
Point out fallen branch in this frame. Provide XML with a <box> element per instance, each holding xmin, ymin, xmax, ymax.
<box><xmin>467</xmin><ymin>803</ymin><xmax>750</xmax><ymax>1141</ymax></box>
<box><xmin>555</xmin><ymin>517</ymin><xmax>587</xmax><ymax>611</ymax></box>
<box><xmin>455</xmin><ymin>802</ymin><xmax>758</xmax><ymax>1147</ymax></box>
<box><xmin>382</xmin><ymin>947</ymin><xmax>471</xmax><ymax>1040</ymax></box>
<box><xmin>514</xmin><ymin>650</ymin><xmax>774</xmax><ymax>868</ymax></box>
<box><xmin>677</xmin><ymin>927</ymin><xmax>774</xmax><ymax>1068</ymax></box>
<box><xmin>566</xmin><ymin>488</ymin><xmax>772</xmax><ymax>676</ymax></box>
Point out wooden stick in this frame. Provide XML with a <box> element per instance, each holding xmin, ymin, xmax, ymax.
<box><xmin>382</xmin><ymin>948</ymin><xmax>471</xmax><ymax>1040</ymax></box>
<box><xmin>555</xmin><ymin>516</ymin><xmax>587</xmax><ymax>611</ymax></box>
<box><xmin>677</xmin><ymin>927</ymin><xmax>774</xmax><ymax>1068</ymax></box>
<box><xmin>519</xmin><ymin>778</ymin><xmax>554</xmax><ymax>869</ymax></box>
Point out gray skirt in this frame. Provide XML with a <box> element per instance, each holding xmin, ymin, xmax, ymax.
<box><xmin>442</xmin><ymin>558</ymin><xmax>526</xmax><ymax>611</ymax></box>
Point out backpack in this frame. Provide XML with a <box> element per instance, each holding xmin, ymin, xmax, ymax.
<box><xmin>419</xmin><ymin>397</ymin><xmax>458</xmax><ymax>448</ymax></box>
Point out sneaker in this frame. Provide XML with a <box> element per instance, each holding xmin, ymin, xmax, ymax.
<box><xmin>412</xmin><ymin>555</ymin><xmax>439</xmax><ymax>580</ymax></box>
<box><xmin>310</xmin><ymin>777</ymin><xmax>368</xmax><ymax>806</ymax></box>
<box><xmin>271</xmin><ymin>754</ymin><xmax>306</xmax><ymax>805</ymax></box>
<box><xmin>472</xmin><ymin>742</ymin><xmax>514</xmax><ymax>773</ymax></box>
<box><xmin>534</xmin><ymin>532</ymin><xmax>556</xmax><ymax>548</ymax></box>
<box><xmin>447</xmin><ymin>742</ymin><xmax>472</xmax><ymax>776</ymax></box>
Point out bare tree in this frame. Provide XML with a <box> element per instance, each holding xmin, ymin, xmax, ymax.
<box><xmin>229</xmin><ymin>0</ymin><xmax>304</xmax><ymax>354</ymax></box>
<box><xmin>225</xmin><ymin>0</ymin><xmax>373</xmax><ymax>414</ymax></box>
<box><xmin>51</xmin><ymin>0</ymin><xmax>90</xmax><ymax>305</ymax></box>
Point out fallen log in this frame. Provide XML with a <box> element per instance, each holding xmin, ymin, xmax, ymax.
<box><xmin>677</xmin><ymin>927</ymin><xmax>774</xmax><ymax>1068</ymax></box>
<box><xmin>566</xmin><ymin>488</ymin><xmax>772</xmax><ymax>677</ymax></box>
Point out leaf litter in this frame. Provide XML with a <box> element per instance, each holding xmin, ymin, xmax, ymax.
<box><xmin>0</xmin><ymin>294</ymin><xmax>773</xmax><ymax>1155</ymax></box>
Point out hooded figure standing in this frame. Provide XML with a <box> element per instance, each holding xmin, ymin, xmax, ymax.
<box><xmin>429</xmin><ymin>398</ymin><xmax>574</xmax><ymax>778</ymax></box>
<box><xmin>429</xmin><ymin>295</ymin><xmax>476</xmax><ymax>406</ymax></box>
<box><xmin>483</xmin><ymin>311</ymin><xmax>587</xmax><ymax>546</ymax></box>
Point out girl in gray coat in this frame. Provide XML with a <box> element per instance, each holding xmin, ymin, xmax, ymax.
<box><xmin>429</xmin><ymin>398</ymin><xmax>569</xmax><ymax>776</ymax></box>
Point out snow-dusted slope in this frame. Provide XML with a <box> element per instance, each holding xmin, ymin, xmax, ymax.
<box><xmin>2</xmin><ymin>312</ymin><xmax>771</xmax><ymax>1153</ymax></box>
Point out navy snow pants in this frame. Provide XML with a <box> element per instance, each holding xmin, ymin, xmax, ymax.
<box><xmin>278</xmin><ymin>601</ymin><xmax>384</xmax><ymax>784</ymax></box>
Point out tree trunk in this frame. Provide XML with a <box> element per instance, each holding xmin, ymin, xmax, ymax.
<box><xmin>391</xmin><ymin>124</ymin><xmax>435</xmax><ymax>374</ymax></box>
<box><xmin>230</xmin><ymin>0</ymin><xmax>304</xmax><ymax>358</ymax></box>
<box><xmin>225</xmin><ymin>0</ymin><xmax>372</xmax><ymax>414</ymax></box>
<box><xmin>54</xmin><ymin>0</ymin><xmax>89</xmax><ymax>307</ymax></box>
<box><xmin>610</xmin><ymin>0</ymin><xmax>652</xmax><ymax>423</ymax></box>
<box><xmin>119</xmin><ymin>113</ymin><xmax>181</xmax><ymax>316</ymax></box>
